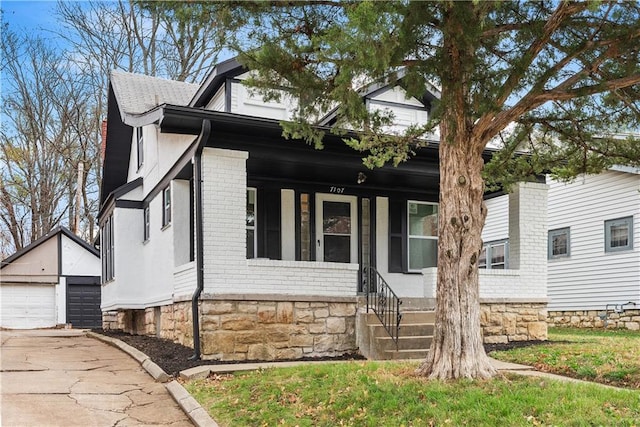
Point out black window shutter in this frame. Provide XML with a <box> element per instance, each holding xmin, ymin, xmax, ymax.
<box><xmin>388</xmin><ymin>198</ymin><xmax>406</xmax><ymax>273</ymax></box>
<box><xmin>258</xmin><ymin>189</ymin><xmax>281</xmax><ymax>260</ymax></box>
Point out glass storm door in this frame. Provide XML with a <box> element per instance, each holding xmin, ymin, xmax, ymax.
<box><xmin>316</xmin><ymin>194</ymin><xmax>358</xmax><ymax>263</ymax></box>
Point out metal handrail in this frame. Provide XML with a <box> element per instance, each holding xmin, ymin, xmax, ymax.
<box><xmin>363</xmin><ymin>265</ymin><xmax>402</xmax><ymax>348</ymax></box>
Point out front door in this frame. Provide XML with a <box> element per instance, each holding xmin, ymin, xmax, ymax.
<box><xmin>316</xmin><ymin>194</ymin><xmax>358</xmax><ymax>263</ymax></box>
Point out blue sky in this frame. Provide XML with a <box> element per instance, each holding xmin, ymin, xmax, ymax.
<box><xmin>2</xmin><ymin>0</ymin><xmax>61</xmax><ymax>33</ymax></box>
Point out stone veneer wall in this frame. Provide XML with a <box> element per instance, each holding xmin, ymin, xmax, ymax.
<box><xmin>548</xmin><ymin>309</ymin><xmax>640</xmax><ymax>331</ymax></box>
<box><xmin>480</xmin><ymin>302</ymin><xmax>548</xmax><ymax>344</ymax></box>
<box><xmin>102</xmin><ymin>297</ymin><xmax>358</xmax><ymax>362</ymax></box>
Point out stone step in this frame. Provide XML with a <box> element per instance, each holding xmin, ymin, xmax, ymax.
<box><xmin>381</xmin><ymin>348</ymin><xmax>430</xmax><ymax>360</ymax></box>
<box><xmin>371</xmin><ymin>322</ymin><xmax>434</xmax><ymax>338</ymax></box>
<box><xmin>375</xmin><ymin>335</ymin><xmax>433</xmax><ymax>351</ymax></box>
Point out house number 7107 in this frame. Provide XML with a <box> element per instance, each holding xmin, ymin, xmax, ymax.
<box><xmin>329</xmin><ymin>186</ymin><xmax>345</xmax><ymax>194</ymax></box>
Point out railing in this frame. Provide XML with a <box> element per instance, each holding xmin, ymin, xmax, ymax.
<box><xmin>362</xmin><ymin>265</ymin><xmax>402</xmax><ymax>348</ymax></box>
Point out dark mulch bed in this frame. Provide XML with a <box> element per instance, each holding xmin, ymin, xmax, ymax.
<box><xmin>94</xmin><ymin>329</ymin><xmax>551</xmax><ymax>377</ymax></box>
<box><xmin>94</xmin><ymin>329</ymin><xmax>364</xmax><ymax>377</ymax></box>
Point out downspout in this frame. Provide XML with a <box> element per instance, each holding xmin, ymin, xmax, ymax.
<box><xmin>190</xmin><ymin>120</ymin><xmax>211</xmax><ymax>361</ymax></box>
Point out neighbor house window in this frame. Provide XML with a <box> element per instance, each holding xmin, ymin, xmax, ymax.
<box><xmin>162</xmin><ymin>186</ymin><xmax>171</xmax><ymax>227</ymax></box>
<box><xmin>136</xmin><ymin>127</ymin><xmax>144</xmax><ymax>170</ymax></box>
<box><xmin>548</xmin><ymin>228</ymin><xmax>570</xmax><ymax>259</ymax></box>
<box><xmin>605</xmin><ymin>216</ymin><xmax>633</xmax><ymax>252</ymax></box>
<box><xmin>143</xmin><ymin>206</ymin><xmax>150</xmax><ymax>242</ymax></box>
<box><xmin>407</xmin><ymin>201</ymin><xmax>438</xmax><ymax>270</ymax></box>
<box><xmin>102</xmin><ymin>214</ymin><xmax>115</xmax><ymax>281</ymax></box>
<box><xmin>479</xmin><ymin>240</ymin><xmax>508</xmax><ymax>269</ymax></box>
<box><xmin>247</xmin><ymin>188</ymin><xmax>257</xmax><ymax>258</ymax></box>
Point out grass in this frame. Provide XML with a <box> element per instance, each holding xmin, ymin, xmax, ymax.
<box><xmin>490</xmin><ymin>327</ymin><xmax>640</xmax><ymax>389</ymax></box>
<box><xmin>185</xmin><ymin>361</ymin><xmax>640</xmax><ymax>426</ymax></box>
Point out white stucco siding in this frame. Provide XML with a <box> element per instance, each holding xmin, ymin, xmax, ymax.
<box><xmin>141</xmin><ymin>190</ymin><xmax>176</xmax><ymax>306</ymax></box>
<box><xmin>142</xmin><ymin>131</ymin><xmax>194</xmax><ymax>195</ymax></box>
<box><xmin>482</xmin><ymin>195</ymin><xmax>509</xmax><ymax>243</ymax></box>
<box><xmin>101</xmin><ymin>207</ymin><xmax>146</xmax><ymax>310</ymax></box>
<box><xmin>547</xmin><ymin>171</ymin><xmax>640</xmax><ymax>310</ymax></box>
<box><xmin>60</xmin><ymin>235</ymin><xmax>100</xmax><ymax>276</ymax></box>
<box><xmin>126</xmin><ymin>125</ymin><xmax>194</xmax><ymax>195</ymax></box>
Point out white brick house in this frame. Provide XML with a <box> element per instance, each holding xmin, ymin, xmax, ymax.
<box><xmin>99</xmin><ymin>58</ymin><xmax>549</xmax><ymax>360</ymax></box>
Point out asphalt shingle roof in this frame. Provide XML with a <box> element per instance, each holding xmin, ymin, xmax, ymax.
<box><xmin>110</xmin><ymin>71</ymin><xmax>199</xmax><ymax>116</ymax></box>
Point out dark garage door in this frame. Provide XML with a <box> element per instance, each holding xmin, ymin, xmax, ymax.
<box><xmin>66</xmin><ymin>276</ymin><xmax>102</xmax><ymax>328</ymax></box>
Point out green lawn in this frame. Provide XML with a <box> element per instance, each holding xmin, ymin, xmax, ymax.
<box><xmin>490</xmin><ymin>327</ymin><xmax>640</xmax><ymax>389</ymax></box>
<box><xmin>185</xmin><ymin>360</ymin><xmax>640</xmax><ymax>426</ymax></box>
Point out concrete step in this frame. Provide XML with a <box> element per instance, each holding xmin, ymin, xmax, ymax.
<box><xmin>382</xmin><ymin>348</ymin><xmax>430</xmax><ymax>360</ymax></box>
<box><xmin>370</xmin><ymin>322</ymin><xmax>434</xmax><ymax>338</ymax></box>
<box><xmin>375</xmin><ymin>335</ymin><xmax>433</xmax><ymax>351</ymax></box>
<box><xmin>363</xmin><ymin>310</ymin><xmax>435</xmax><ymax>325</ymax></box>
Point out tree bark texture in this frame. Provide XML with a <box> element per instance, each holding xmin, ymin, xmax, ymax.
<box><xmin>416</xmin><ymin>3</ymin><xmax>496</xmax><ymax>379</ymax></box>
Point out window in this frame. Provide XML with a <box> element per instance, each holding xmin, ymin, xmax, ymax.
<box><xmin>407</xmin><ymin>201</ymin><xmax>438</xmax><ymax>270</ymax></box>
<box><xmin>479</xmin><ymin>240</ymin><xmax>508</xmax><ymax>269</ymax></box>
<box><xmin>136</xmin><ymin>127</ymin><xmax>144</xmax><ymax>169</ymax></box>
<box><xmin>143</xmin><ymin>206</ymin><xmax>150</xmax><ymax>241</ymax></box>
<box><xmin>102</xmin><ymin>214</ymin><xmax>115</xmax><ymax>282</ymax></box>
<box><xmin>605</xmin><ymin>216</ymin><xmax>633</xmax><ymax>252</ymax></box>
<box><xmin>162</xmin><ymin>186</ymin><xmax>171</xmax><ymax>227</ymax></box>
<box><xmin>299</xmin><ymin>193</ymin><xmax>311</xmax><ymax>261</ymax></box>
<box><xmin>548</xmin><ymin>228</ymin><xmax>570</xmax><ymax>259</ymax></box>
<box><xmin>246</xmin><ymin>188</ymin><xmax>257</xmax><ymax>258</ymax></box>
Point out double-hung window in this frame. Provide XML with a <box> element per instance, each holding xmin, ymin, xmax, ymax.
<box><xmin>162</xmin><ymin>186</ymin><xmax>171</xmax><ymax>227</ymax></box>
<box><xmin>143</xmin><ymin>206</ymin><xmax>150</xmax><ymax>242</ymax></box>
<box><xmin>246</xmin><ymin>188</ymin><xmax>257</xmax><ymax>258</ymax></box>
<box><xmin>548</xmin><ymin>228</ymin><xmax>570</xmax><ymax>258</ymax></box>
<box><xmin>479</xmin><ymin>240</ymin><xmax>508</xmax><ymax>269</ymax></box>
<box><xmin>102</xmin><ymin>214</ymin><xmax>115</xmax><ymax>281</ymax></box>
<box><xmin>407</xmin><ymin>201</ymin><xmax>438</xmax><ymax>271</ymax></box>
<box><xmin>136</xmin><ymin>127</ymin><xmax>144</xmax><ymax>170</ymax></box>
<box><xmin>605</xmin><ymin>216</ymin><xmax>633</xmax><ymax>252</ymax></box>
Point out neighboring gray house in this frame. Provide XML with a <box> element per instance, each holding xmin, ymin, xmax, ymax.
<box><xmin>1</xmin><ymin>227</ymin><xmax>102</xmax><ymax>329</ymax></box>
<box><xmin>483</xmin><ymin>167</ymin><xmax>640</xmax><ymax>331</ymax></box>
<box><xmin>99</xmin><ymin>58</ymin><xmax>549</xmax><ymax>361</ymax></box>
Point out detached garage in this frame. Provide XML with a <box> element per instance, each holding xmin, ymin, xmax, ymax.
<box><xmin>1</xmin><ymin>227</ymin><xmax>101</xmax><ymax>329</ymax></box>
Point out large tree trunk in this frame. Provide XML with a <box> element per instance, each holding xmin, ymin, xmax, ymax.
<box><xmin>416</xmin><ymin>2</ymin><xmax>496</xmax><ymax>379</ymax></box>
<box><xmin>415</xmin><ymin>130</ymin><xmax>496</xmax><ymax>380</ymax></box>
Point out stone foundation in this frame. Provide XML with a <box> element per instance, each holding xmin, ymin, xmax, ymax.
<box><xmin>102</xmin><ymin>296</ymin><xmax>358</xmax><ymax>362</ymax></box>
<box><xmin>480</xmin><ymin>302</ymin><xmax>548</xmax><ymax>344</ymax></box>
<box><xmin>548</xmin><ymin>309</ymin><xmax>640</xmax><ymax>331</ymax></box>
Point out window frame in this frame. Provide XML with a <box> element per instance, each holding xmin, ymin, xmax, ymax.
<box><xmin>407</xmin><ymin>200</ymin><xmax>438</xmax><ymax>272</ymax></box>
<box><xmin>605</xmin><ymin>216</ymin><xmax>633</xmax><ymax>253</ymax></box>
<box><xmin>136</xmin><ymin>127</ymin><xmax>144</xmax><ymax>170</ymax></box>
<box><xmin>102</xmin><ymin>214</ymin><xmax>115</xmax><ymax>282</ymax></box>
<box><xmin>246</xmin><ymin>187</ymin><xmax>257</xmax><ymax>259</ymax></box>
<box><xmin>143</xmin><ymin>206</ymin><xmax>150</xmax><ymax>242</ymax></box>
<box><xmin>479</xmin><ymin>240</ymin><xmax>508</xmax><ymax>270</ymax></box>
<box><xmin>548</xmin><ymin>227</ymin><xmax>570</xmax><ymax>259</ymax></box>
<box><xmin>162</xmin><ymin>186</ymin><xmax>171</xmax><ymax>227</ymax></box>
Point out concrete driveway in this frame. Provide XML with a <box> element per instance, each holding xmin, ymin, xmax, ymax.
<box><xmin>1</xmin><ymin>329</ymin><xmax>192</xmax><ymax>426</ymax></box>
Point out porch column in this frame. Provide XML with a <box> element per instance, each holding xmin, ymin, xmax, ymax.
<box><xmin>201</xmin><ymin>147</ymin><xmax>249</xmax><ymax>290</ymax></box>
<box><xmin>508</xmin><ymin>181</ymin><xmax>549</xmax><ymax>296</ymax></box>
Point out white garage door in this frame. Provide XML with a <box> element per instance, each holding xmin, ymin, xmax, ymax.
<box><xmin>0</xmin><ymin>284</ymin><xmax>56</xmax><ymax>329</ymax></box>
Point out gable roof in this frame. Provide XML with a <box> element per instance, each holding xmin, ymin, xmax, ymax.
<box><xmin>110</xmin><ymin>70</ymin><xmax>199</xmax><ymax>124</ymax></box>
<box><xmin>189</xmin><ymin>57</ymin><xmax>245</xmax><ymax>108</ymax></box>
<box><xmin>1</xmin><ymin>226</ymin><xmax>98</xmax><ymax>268</ymax></box>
